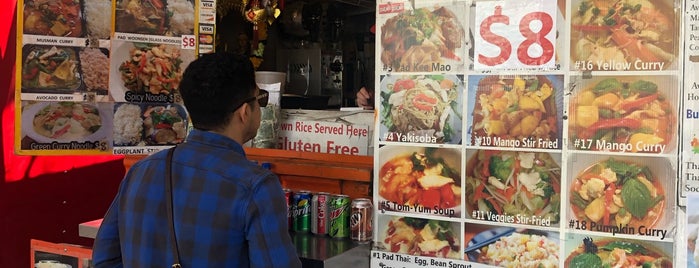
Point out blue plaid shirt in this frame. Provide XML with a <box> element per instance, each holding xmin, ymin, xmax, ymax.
<box><xmin>93</xmin><ymin>129</ymin><xmax>301</xmax><ymax>268</ymax></box>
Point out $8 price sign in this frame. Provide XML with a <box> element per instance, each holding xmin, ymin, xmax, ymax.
<box><xmin>181</xmin><ymin>35</ymin><xmax>196</xmax><ymax>50</ymax></box>
<box><xmin>474</xmin><ymin>0</ymin><xmax>557</xmax><ymax>70</ymax></box>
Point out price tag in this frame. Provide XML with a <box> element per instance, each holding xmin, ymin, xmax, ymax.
<box><xmin>474</xmin><ymin>0</ymin><xmax>556</xmax><ymax>70</ymax></box>
<box><xmin>181</xmin><ymin>35</ymin><xmax>196</xmax><ymax>50</ymax></box>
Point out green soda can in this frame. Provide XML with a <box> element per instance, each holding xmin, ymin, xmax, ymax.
<box><xmin>292</xmin><ymin>191</ymin><xmax>312</xmax><ymax>233</ymax></box>
<box><xmin>328</xmin><ymin>194</ymin><xmax>350</xmax><ymax>238</ymax></box>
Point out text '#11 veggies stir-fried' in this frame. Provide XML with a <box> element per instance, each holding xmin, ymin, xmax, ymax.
<box><xmin>466</xmin><ymin>150</ymin><xmax>561</xmax><ymax>223</ymax></box>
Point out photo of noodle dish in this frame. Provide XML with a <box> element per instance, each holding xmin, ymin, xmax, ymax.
<box><xmin>465</xmin><ymin>227</ymin><xmax>559</xmax><ymax>268</ymax></box>
<box><xmin>379</xmin><ymin>4</ymin><xmax>466</xmax><ymax>72</ymax></box>
<box><xmin>569</xmin><ymin>156</ymin><xmax>674</xmax><ymax>238</ymax></box>
<box><xmin>110</xmin><ymin>40</ymin><xmax>195</xmax><ymax>103</ymax></box>
<box><xmin>564</xmin><ymin>236</ymin><xmax>672</xmax><ymax>268</ymax></box>
<box><xmin>22</xmin><ymin>101</ymin><xmax>110</xmax><ymax>143</ymax></box>
<box><xmin>378</xmin><ymin>146</ymin><xmax>461</xmax><ymax>217</ymax></box>
<box><xmin>379</xmin><ymin>74</ymin><xmax>462</xmax><ymax>144</ymax></box>
<box><xmin>377</xmin><ymin>215</ymin><xmax>460</xmax><ymax>259</ymax></box>
<box><xmin>115</xmin><ymin>0</ymin><xmax>194</xmax><ymax>35</ymax></box>
<box><xmin>467</xmin><ymin>75</ymin><xmax>562</xmax><ymax>149</ymax></box>
<box><xmin>22</xmin><ymin>45</ymin><xmax>82</xmax><ymax>93</ymax></box>
<box><xmin>569</xmin><ymin>76</ymin><xmax>675</xmax><ymax>153</ymax></box>
<box><xmin>570</xmin><ymin>0</ymin><xmax>678</xmax><ymax>71</ymax></box>
<box><xmin>465</xmin><ymin>150</ymin><xmax>561</xmax><ymax>225</ymax></box>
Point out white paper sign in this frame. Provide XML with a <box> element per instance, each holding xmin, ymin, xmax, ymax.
<box><xmin>473</xmin><ymin>0</ymin><xmax>556</xmax><ymax>70</ymax></box>
<box><xmin>278</xmin><ymin>120</ymin><xmax>369</xmax><ymax>156</ymax></box>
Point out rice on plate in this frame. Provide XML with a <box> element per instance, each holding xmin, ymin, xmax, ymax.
<box><xmin>79</xmin><ymin>48</ymin><xmax>109</xmax><ymax>91</ymax></box>
<box><xmin>113</xmin><ymin>104</ymin><xmax>143</xmax><ymax>146</ymax></box>
<box><xmin>167</xmin><ymin>0</ymin><xmax>194</xmax><ymax>35</ymax></box>
<box><xmin>83</xmin><ymin>0</ymin><xmax>111</xmax><ymax>39</ymax></box>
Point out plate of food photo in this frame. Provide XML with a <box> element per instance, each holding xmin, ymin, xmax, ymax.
<box><xmin>379</xmin><ymin>74</ymin><xmax>463</xmax><ymax>144</ymax></box>
<box><xmin>23</xmin><ymin>0</ymin><xmax>84</xmax><ymax>37</ymax></box>
<box><xmin>565</xmin><ymin>236</ymin><xmax>672</xmax><ymax>268</ymax></box>
<box><xmin>570</xmin><ymin>0</ymin><xmax>678</xmax><ymax>71</ymax></box>
<box><xmin>378</xmin><ymin>145</ymin><xmax>461</xmax><ymax>217</ymax></box>
<box><xmin>465</xmin><ymin>227</ymin><xmax>559</xmax><ymax>268</ymax></box>
<box><xmin>115</xmin><ymin>0</ymin><xmax>194</xmax><ymax>36</ymax></box>
<box><xmin>465</xmin><ymin>150</ymin><xmax>562</xmax><ymax>225</ymax></box>
<box><xmin>22</xmin><ymin>45</ymin><xmax>83</xmax><ymax>94</ymax></box>
<box><xmin>23</xmin><ymin>102</ymin><xmax>110</xmax><ymax>143</ymax></box>
<box><xmin>110</xmin><ymin>41</ymin><xmax>195</xmax><ymax>102</ymax></box>
<box><xmin>379</xmin><ymin>4</ymin><xmax>467</xmax><ymax>72</ymax></box>
<box><xmin>568</xmin><ymin>155</ymin><xmax>675</xmax><ymax>236</ymax></box>
<box><xmin>468</xmin><ymin>75</ymin><xmax>563</xmax><ymax>149</ymax></box>
<box><xmin>568</xmin><ymin>76</ymin><xmax>676</xmax><ymax>154</ymax></box>
<box><xmin>377</xmin><ymin>215</ymin><xmax>461</xmax><ymax>259</ymax></box>
<box><xmin>113</xmin><ymin>103</ymin><xmax>188</xmax><ymax>146</ymax></box>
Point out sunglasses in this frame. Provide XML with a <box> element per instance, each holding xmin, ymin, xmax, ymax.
<box><xmin>232</xmin><ymin>89</ymin><xmax>269</xmax><ymax>112</ymax></box>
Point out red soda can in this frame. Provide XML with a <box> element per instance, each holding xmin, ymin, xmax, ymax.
<box><xmin>284</xmin><ymin>189</ymin><xmax>292</xmax><ymax>230</ymax></box>
<box><xmin>311</xmin><ymin>192</ymin><xmax>329</xmax><ymax>235</ymax></box>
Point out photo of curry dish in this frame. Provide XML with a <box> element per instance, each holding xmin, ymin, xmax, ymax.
<box><xmin>23</xmin><ymin>0</ymin><xmax>84</xmax><ymax>37</ymax></box>
<box><xmin>566</xmin><ymin>237</ymin><xmax>671</xmax><ymax>268</ymax></box>
<box><xmin>569</xmin><ymin>77</ymin><xmax>674</xmax><ymax>153</ymax></box>
<box><xmin>22</xmin><ymin>46</ymin><xmax>81</xmax><ymax>92</ymax></box>
<box><xmin>571</xmin><ymin>0</ymin><xmax>677</xmax><ymax>71</ymax></box>
<box><xmin>571</xmin><ymin>158</ymin><xmax>664</xmax><ymax>232</ymax></box>
<box><xmin>470</xmin><ymin>75</ymin><xmax>560</xmax><ymax>148</ymax></box>
<box><xmin>118</xmin><ymin>43</ymin><xmax>184</xmax><ymax>96</ymax></box>
<box><xmin>466</xmin><ymin>150</ymin><xmax>561</xmax><ymax>224</ymax></box>
<box><xmin>380</xmin><ymin>5</ymin><xmax>465</xmax><ymax>71</ymax></box>
<box><xmin>380</xmin><ymin>216</ymin><xmax>460</xmax><ymax>259</ymax></box>
<box><xmin>379</xmin><ymin>147</ymin><xmax>461</xmax><ymax>212</ymax></box>
<box><xmin>32</xmin><ymin>102</ymin><xmax>101</xmax><ymax>141</ymax></box>
<box><xmin>380</xmin><ymin>75</ymin><xmax>461</xmax><ymax>143</ymax></box>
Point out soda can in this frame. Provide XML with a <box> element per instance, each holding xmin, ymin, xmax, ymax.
<box><xmin>311</xmin><ymin>192</ymin><xmax>330</xmax><ymax>235</ymax></box>
<box><xmin>292</xmin><ymin>191</ymin><xmax>312</xmax><ymax>233</ymax></box>
<box><xmin>283</xmin><ymin>189</ymin><xmax>292</xmax><ymax>230</ymax></box>
<box><xmin>350</xmin><ymin>198</ymin><xmax>373</xmax><ymax>242</ymax></box>
<box><xmin>328</xmin><ymin>194</ymin><xmax>350</xmax><ymax>238</ymax></box>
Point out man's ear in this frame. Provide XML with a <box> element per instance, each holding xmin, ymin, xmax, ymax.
<box><xmin>236</xmin><ymin>102</ymin><xmax>251</xmax><ymax>124</ymax></box>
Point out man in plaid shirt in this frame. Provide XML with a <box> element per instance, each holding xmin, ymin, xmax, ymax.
<box><xmin>93</xmin><ymin>52</ymin><xmax>301</xmax><ymax>268</ymax></box>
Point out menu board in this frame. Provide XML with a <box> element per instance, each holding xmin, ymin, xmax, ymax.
<box><xmin>15</xmin><ymin>0</ymin><xmax>210</xmax><ymax>155</ymax></box>
<box><xmin>371</xmin><ymin>0</ymin><xmax>683</xmax><ymax>267</ymax></box>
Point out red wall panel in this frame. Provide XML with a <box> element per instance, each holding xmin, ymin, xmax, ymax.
<box><xmin>1</xmin><ymin>3</ymin><xmax>126</xmax><ymax>267</ymax></box>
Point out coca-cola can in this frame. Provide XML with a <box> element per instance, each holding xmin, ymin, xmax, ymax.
<box><xmin>350</xmin><ymin>198</ymin><xmax>373</xmax><ymax>242</ymax></box>
<box><xmin>284</xmin><ymin>189</ymin><xmax>292</xmax><ymax>230</ymax></box>
<box><xmin>311</xmin><ymin>192</ymin><xmax>330</xmax><ymax>235</ymax></box>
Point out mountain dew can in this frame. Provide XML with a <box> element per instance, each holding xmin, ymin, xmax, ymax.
<box><xmin>292</xmin><ymin>191</ymin><xmax>312</xmax><ymax>233</ymax></box>
<box><xmin>328</xmin><ymin>194</ymin><xmax>350</xmax><ymax>238</ymax></box>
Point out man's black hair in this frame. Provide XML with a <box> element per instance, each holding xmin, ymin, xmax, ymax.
<box><xmin>179</xmin><ymin>52</ymin><xmax>256</xmax><ymax>131</ymax></box>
